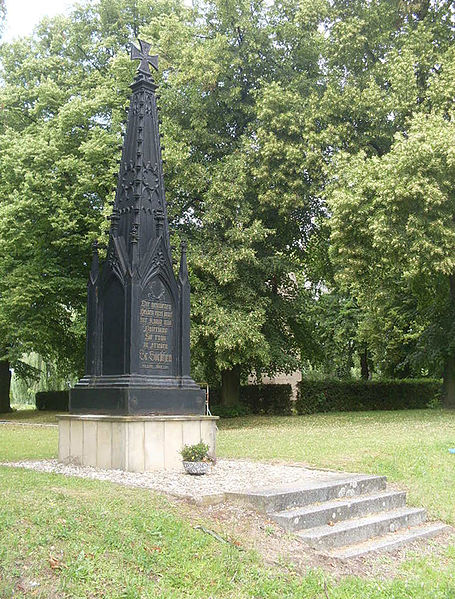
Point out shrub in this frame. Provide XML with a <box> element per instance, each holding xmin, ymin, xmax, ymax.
<box><xmin>210</xmin><ymin>404</ymin><xmax>252</xmax><ymax>418</ymax></box>
<box><xmin>295</xmin><ymin>379</ymin><xmax>441</xmax><ymax>415</ymax></box>
<box><xmin>243</xmin><ymin>384</ymin><xmax>293</xmax><ymax>415</ymax></box>
<box><xmin>209</xmin><ymin>383</ymin><xmax>293</xmax><ymax>416</ymax></box>
<box><xmin>35</xmin><ymin>390</ymin><xmax>69</xmax><ymax>411</ymax></box>
<box><xmin>180</xmin><ymin>442</ymin><xmax>210</xmax><ymax>462</ymax></box>
<box><xmin>240</xmin><ymin>385</ymin><xmax>262</xmax><ymax>413</ymax></box>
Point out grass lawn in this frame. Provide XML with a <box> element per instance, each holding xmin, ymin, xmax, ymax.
<box><xmin>1</xmin><ymin>408</ymin><xmax>455</xmax><ymax>597</ymax></box>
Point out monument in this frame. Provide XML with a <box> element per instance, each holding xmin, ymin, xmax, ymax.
<box><xmin>58</xmin><ymin>40</ymin><xmax>218</xmax><ymax>471</ymax></box>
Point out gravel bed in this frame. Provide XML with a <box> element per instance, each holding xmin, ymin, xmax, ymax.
<box><xmin>0</xmin><ymin>459</ymin><xmax>349</xmax><ymax>500</ymax></box>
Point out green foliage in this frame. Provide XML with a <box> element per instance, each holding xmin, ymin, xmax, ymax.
<box><xmin>307</xmin><ymin>292</ymin><xmax>363</xmax><ymax>379</ymax></box>
<box><xmin>210</xmin><ymin>403</ymin><xmax>252</xmax><ymax>419</ymax></box>
<box><xmin>11</xmin><ymin>353</ymin><xmax>74</xmax><ymax>405</ymax></box>
<box><xmin>295</xmin><ymin>379</ymin><xmax>441</xmax><ymax>415</ymax></box>
<box><xmin>179</xmin><ymin>441</ymin><xmax>210</xmax><ymax>462</ymax></box>
<box><xmin>328</xmin><ymin>111</ymin><xmax>455</xmax><ymax>381</ymax></box>
<box><xmin>0</xmin><ymin>1</ymin><xmax>5</xmax><ymax>38</ymax></box>
<box><xmin>163</xmin><ymin>0</ymin><xmax>327</xmax><ymax>382</ymax></box>
<box><xmin>211</xmin><ymin>383</ymin><xmax>293</xmax><ymax>416</ymax></box>
<box><xmin>245</xmin><ymin>0</ymin><xmax>455</xmax><ymax>383</ymax></box>
<box><xmin>241</xmin><ymin>384</ymin><xmax>293</xmax><ymax>415</ymax></box>
<box><xmin>0</xmin><ymin>0</ymin><xmax>184</xmax><ymax>379</ymax></box>
<box><xmin>324</xmin><ymin>4</ymin><xmax>455</xmax><ymax>387</ymax></box>
<box><xmin>35</xmin><ymin>390</ymin><xmax>69</xmax><ymax>411</ymax></box>
<box><xmin>0</xmin><ymin>0</ymin><xmax>325</xmax><ymax>387</ymax></box>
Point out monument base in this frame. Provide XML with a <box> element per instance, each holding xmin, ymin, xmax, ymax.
<box><xmin>70</xmin><ymin>375</ymin><xmax>205</xmax><ymax>415</ymax></box>
<box><xmin>57</xmin><ymin>414</ymin><xmax>219</xmax><ymax>472</ymax></box>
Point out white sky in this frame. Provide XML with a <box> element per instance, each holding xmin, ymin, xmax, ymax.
<box><xmin>4</xmin><ymin>0</ymin><xmax>76</xmax><ymax>41</ymax></box>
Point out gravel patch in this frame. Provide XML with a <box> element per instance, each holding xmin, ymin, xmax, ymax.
<box><xmin>0</xmin><ymin>458</ymin><xmax>350</xmax><ymax>501</ymax></box>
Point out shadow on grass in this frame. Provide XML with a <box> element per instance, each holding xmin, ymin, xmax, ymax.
<box><xmin>0</xmin><ymin>408</ymin><xmax>60</xmax><ymax>424</ymax></box>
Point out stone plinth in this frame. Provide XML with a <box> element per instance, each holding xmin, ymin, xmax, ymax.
<box><xmin>58</xmin><ymin>414</ymin><xmax>218</xmax><ymax>472</ymax></box>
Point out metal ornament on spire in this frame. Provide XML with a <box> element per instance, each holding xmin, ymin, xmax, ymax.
<box><xmin>111</xmin><ymin>38</ymin><xmax>171</xmax><ymax>261</ymax></box>
<box><xmin>130</xmin><ymin>39</ymin><xmax>158</xmax><ymax>78</ymax></box>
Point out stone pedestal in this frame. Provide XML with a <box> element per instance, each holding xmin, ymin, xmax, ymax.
<box><xmin>57</xmin><ymin>414</ymin><xmax>218</xmax><ymax>472</ymax></box>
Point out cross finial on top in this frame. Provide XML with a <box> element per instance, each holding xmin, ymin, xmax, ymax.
<box><xmin>130</xmin><ymin>39</ymin><xmax>158</xmax><ymax>78</ymax></box>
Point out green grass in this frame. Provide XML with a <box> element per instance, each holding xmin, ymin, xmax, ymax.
<box><xmin>1</xmin><ymin>464</ymin><xmax>455</xmax><ymax>598</ymax></box>
<box><xmin>0</xmin><ymin>426</ymin><xmax>56</xmax><ymax>461</ymax></box>
<box><xmin>1</xmin><ymin>409</ymin><xmax>455</xmax><ymax>597</ymax></box>
<box><xmin>0</xmin><ymin>467</ymin><xmax>324</xmax><ymax>598</ymax></box>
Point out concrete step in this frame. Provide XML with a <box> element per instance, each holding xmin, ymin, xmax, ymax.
<box><xmin>271</xmin><ymin>490</ymin><xmax>407</xmax><ymax>532</ymax></box>
<box><xmin>297</xmin><ymin>507</ymin><xmax>427</xmax><ymax>550</ymax></box>
<box><xmin>329</xmin><ymin>522</ymin><xmax>451</xmax><ymax>559</ymax></box>
<box><xmin>226</xmin><ymin>474</ymin><xmax>387</xmax><ymax>513</ymax></box>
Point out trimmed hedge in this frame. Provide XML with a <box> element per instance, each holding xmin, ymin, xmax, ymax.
<box><xmin>295</xmin><ymin>379</ymin><xmax>441</xmax><ymax>415</ymax></box>
<box><xmin>245</xmin><ymin>384</ymin><xmax>293</xmax><ymax>415</ymax></box>
<box><xmin>35</xmin><ymin>390</ymin><xmax>69</xmax><ymax>411</ymax></box>
<box><xmin>210</xmin><ymin>383</ymin><xmax>293</xmax><ymax>417</ymax></box>
<box><xmin>210</xmin><ymin>404</ymin><xmax>252</xmax><ymax>419</ymax></box>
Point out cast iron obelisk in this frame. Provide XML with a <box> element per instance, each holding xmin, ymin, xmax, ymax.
<box><xmin>70</xmin><ymin>40</ymin><xmax>204</xmax><ymax>415</ymax></box>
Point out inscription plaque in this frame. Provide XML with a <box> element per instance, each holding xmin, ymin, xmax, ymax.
<box><xmin>139</xmin><ymin>280</ymin><xmax>174</xmax><ymax>374</ymax></box>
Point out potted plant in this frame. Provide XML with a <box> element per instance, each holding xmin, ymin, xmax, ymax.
<box><xmin>180</xmin><ymin>441</ymin><xmax>212</xmax><ymax>475</ymax></box>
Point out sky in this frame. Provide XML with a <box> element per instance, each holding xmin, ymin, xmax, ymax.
<box><xmin>3</xmin><ymin>0</ymin><xmax>76</xmax><ymax>41</ymax></box>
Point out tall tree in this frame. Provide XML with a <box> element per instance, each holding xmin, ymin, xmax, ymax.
<box><xmin>328</xmin><ymin>107</ymin><xmax>455</xmax><ymax>405</ymax></box>
<box><xmin>2</xmin><ymin>0</ymin><xmax>453</xmax><ymax>412</ymax></box>
<box><xmin>302</xmin><ymin>0</ymin><xmax>455</xmax><ymax>387</ymax></box>
<box><xmin>0</xmin><ymin>0</ymin><xmax>9</xmax><ymax>411</ymax></box>
<box><xmin>158</xmin><ymin>0</ymin><xmax>326</xmax><ymax>402</ymax></box>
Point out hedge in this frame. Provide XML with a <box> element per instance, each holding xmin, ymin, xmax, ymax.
<box><xmin>295</xmin><ymin>379</ymin><xmax>441</xmax><ymax>415</ymax></box>
<box><xmin>210</xmin><ymin>383</ymin><xmax>293</xmax><ymax>417</ymax></box>
<box><xmin>35</xmin><ymin>390</ymin><xmax>69</xmax><ymax>411</ymax></box>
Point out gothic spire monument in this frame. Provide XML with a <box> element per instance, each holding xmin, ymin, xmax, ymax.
<box><xmin>69</xmin><ymin>40</ymin><xmax>205</xmax><ymax>416</ymax></box>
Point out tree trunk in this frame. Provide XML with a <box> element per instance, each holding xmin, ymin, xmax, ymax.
<box><xmin>360</xmin><ymin>345</ymin><xmax>370</xmax><ymax>380</ymax></box>
<box><xmin>443</xmin><ymin>354</ymin><xmax>455</xmax><ymax>409</ymax></box>
<box><xmin>0</xmin><ymin>359</ymin><xmax>11</xmax><ymax>413</ymax></box>
<box><xmin>443</xmin><ymin>274</ymin><xmax>455</xmax><ymax>408</ymax></box>
<box><xmin>220</xmin><ymin>366</ymin><xmax>240</xmax><ymax>407</ymax></box>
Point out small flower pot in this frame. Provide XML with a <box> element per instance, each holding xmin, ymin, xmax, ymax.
<box><xmin>183</xmin><ymin>461</ymin><xmax>210</xmax><ymax>475</ymax></box>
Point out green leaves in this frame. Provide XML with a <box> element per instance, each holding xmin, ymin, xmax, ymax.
<box><xmin>328</xmin><ymin>106</ymin><xmax>455</xmax><ymax>377</ymax></box>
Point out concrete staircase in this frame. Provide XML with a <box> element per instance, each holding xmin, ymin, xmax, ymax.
<box><xmin>227</xmin><ymin>473</ymin><xmax>450</xmax><ymax>559</ymax></box>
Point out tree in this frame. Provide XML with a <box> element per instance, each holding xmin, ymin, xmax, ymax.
<box><xmin>10</xmin><ymin>352</ymin><xmax>74</xmax><ymax>405</ymax></box>
<box><xmin>328</xmin><ymin>107</ymin><xmax>455</xmax><ymax>406</ymax></box>
<box><xmin>244</xmin><ymin>0</ymin><xmax>455</xmax><ymax>388</ymax></box>
<box><xmin>0</xmin><ymin>0</ymin><xmax>9</xmax><ymax>411</ymax></box>
<box><xmin>2</xmin><ymin>0</ymin><xmax>453</xmax><ymax>412</ymax></box>
<box><xmin>303</xmin><ymin>0</ymin><xmax>455</xmax><ymax>388</ymax></box>
<box><xmin>153</xmin><ymin>0</ymin><xmax>328</xmax><ymax>403</ymax></box>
